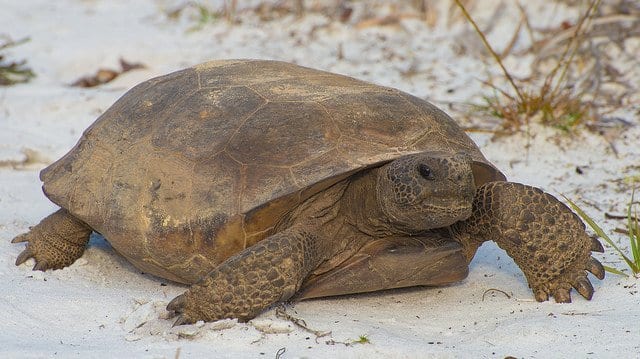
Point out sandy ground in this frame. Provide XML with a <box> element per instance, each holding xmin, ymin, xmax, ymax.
<box><xmin>1</xmin><ymin>0</ymin><xmax>639</xmax><ymax>358</ymax></box>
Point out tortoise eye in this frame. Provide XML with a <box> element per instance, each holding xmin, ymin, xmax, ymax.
<box><xmin>418</xmin><ymin>164</ymin><xmax>435</xmax><ymax>180</ymax></box>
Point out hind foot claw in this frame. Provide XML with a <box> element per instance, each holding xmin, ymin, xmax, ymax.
<box><xmin>11</xmin><ymin>209</ymin><xmax>92</xmax><ymax>271</ymax></box>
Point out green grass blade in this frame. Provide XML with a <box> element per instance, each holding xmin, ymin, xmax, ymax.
<box><xmin>632</xmin><ymin>215</ymin><xmax>640</xmax><ymax>268</ymax></box>
<box><xmin>563</xmin><ymin>195</ymin><xmax>637</xmax><ymax>271</ymax></box>
<box><xmin>628</xmin><ymin>188</ymin><xmax>640</xmax><ymax>267</ymax></box>
<box><xmin>627</xmin><ymin>206</ymin><xmax>637</xmax><ymax>263</ymax></box>
<box><xmin>603</xmin><ymin>265</ymin><xmax>628</xmax><ymax>277</ymax></box>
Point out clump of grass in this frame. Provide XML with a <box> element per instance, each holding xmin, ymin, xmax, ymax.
<box><xmin>188</xmin><ymin>3</ymin><xmax>223</xmax><ymax>31</ymax></box>
<box><xmin>481</xmin><ymin>81</ymin><xmax>588</xmax><ymax>133</ymax></box>
<box><xmin>0</xmin><ymin>37</ymin><xmax>35</xmax><ymax>86</ymax></box>
<box><xmin>166</xmin><ymin>2</ymin><xmax>224</xmax><ymax>31</ymax></box>
<box><xmin>454</xmin><ymin>0</ymin><xmax>601</xmax><ymax>133</ymax></box>
<box><xmin>352</xmin><ymin>334</ymin><xmax>371</xmax><ymax>345</ymax></box>
<box><xmin>167</xmin><ymin>0</ymin><xmax>307</xmax><ymax>30</ymax></box>
<box><xmin>565</xmin><ymin>188</ymin><xmax>640</xmax><ymax>276</ymax></box>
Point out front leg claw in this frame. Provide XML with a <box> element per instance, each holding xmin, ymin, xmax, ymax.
<box><xmin>572</xmin><ymin>275</ymin><xmax>595</xmax><ymax>300</ymax></box>
<box><xmin>586</xmin><ymin>257</ymin><xmax>606</xmax><ymax>280</ymax></box>
<box><xmin>531</xmin><ymin>255</ymin><xmax>604</xmax><ymax>304</ymax></box>
<box><xmin>552</xmin><ymin>287</ymin><xmax>572</xmax><ymax>303</ymax></box>
<box><xmin>532</xmin><ymin>281</ymin><xmax>575</xmax><ymax>303</ymax></box>
<box><xmin>590</xmin><ymin>236</ymin><xmax>605</xmax><ymax>253</ymax></box>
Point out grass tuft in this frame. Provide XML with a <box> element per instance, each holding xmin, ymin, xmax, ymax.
<box><xmin>454</xmin><ymin>0</ymin><xmax>601</xmax><ymax>134</ymax></box>
<box><xmin>186</xmin><ymin>3</ymin><xmax>223</xmax><ymax>32</ymax></box>
<box><xmin>564</xmin><ymin>187</ymin><xmax>640</xmax><ymax>276</ymax></box>
<box><xmin>352</xmin><ymin>334</ymin><xmax>371</xmax><ymax>345</ymax></box>
<box><xmin>0</xmin><ymin>37</ymin><xmax>35</xmax><ymax>86</ymax></box>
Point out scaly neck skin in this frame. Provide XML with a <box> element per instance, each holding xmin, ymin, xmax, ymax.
<box><xmin>341</xmin><ymin>168</ymin><xmax>410</xmax><ymax>238</ymax></box>
<box><xmin>448</xmin><ymin>184</ymin><xmax>496</xmax><ymax>263</ymax></box>
<box><xmin>449</xmin><ymin>220</ymin><xmax>484</xmax><ymax>264</ymax></box>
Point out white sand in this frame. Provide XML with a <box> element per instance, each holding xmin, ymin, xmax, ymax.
<box><xmin>1</xmin><ymin>1</ymin><xmax>639</xmax><ymax>357</ymax></box>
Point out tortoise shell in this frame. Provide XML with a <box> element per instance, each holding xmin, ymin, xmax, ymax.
<box><xmin>40</xmin><ymin>60</ymin><xmax>505</xmax><ymax>283</ymax></box>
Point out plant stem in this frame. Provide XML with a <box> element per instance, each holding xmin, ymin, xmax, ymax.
<box><xmin>453</xmin><ymin>0</ymin><xmax>526</xmax><ymax>110</ymax></box>
<box><xmin>549</xmin><ymin>0</ymin><xmax>601</xmax><ymax>100</ymax></box>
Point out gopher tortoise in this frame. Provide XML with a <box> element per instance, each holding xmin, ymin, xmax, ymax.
<box><xmin>12</xmin><ymin>60</ymin><xmax>605</xmax><ymax>325</ymax></box>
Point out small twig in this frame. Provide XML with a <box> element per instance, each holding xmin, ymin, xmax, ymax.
<box><xmin>605</xmin><ymin>213</ymin><xmax>639</xmax><ymax>221</ymax></box>
<box><xmin>516</xmin><ymin>2</ymin><xmax>537</xmax><ymax>53</ymax></box>
<box><xmin>325</xmin><ymin>335</ymin><xmax>371</xmax><ymax>347</ymax></box>
<box><xmin>453</xmin><ymin>0</ymin><xmax>526</xmax><ymax>107</ymax></box>
<box><xmin>500</xmin><ymin>14</ymin><xmax>524</xmax><ymax>59</ymax></box>
<box><xmin>549</xmin><ymin>0</ymin><xmax>601</xmax><ymax>100</ymax></box>
<box><xmin>294</xmin><ymin>0</ymin><xmax>304</xmax><ymax>18</ymax></box>
<box><xmin>614</xmin><ymin>227</ymin><xmax>630</xmax><ymax>235</ymax></box>
<box><xmin>535</xmin><ymin>14</ymin><xmax>640</xmax><ymax>61</ymax></box>
<box><xmin>325</xmin><ymin>338</ymin><xmax>347</xmax><ymax>346</ymax></box>
<box><xmin>462</xmin><ymin>126</ymin><xmax>505</xmax><ymax>134</ymax></box>
<box><xmin>560</xmin><ymin>312</ymin><xmax>589</xmax><ymax>316</ymax></box>
<box><xmin>275</xmin><ymin>306</ymin><xmax>331</xmax><ymax>338</ymax></box>
<box><xmin>478</xmin><ymin>78</ymin><xmax>517</xmax><ymax>101</ymax></box>
<box><xmin>482</xmin><ymin>288</ymin><xmax>512</xmax><ymax>301</ymax></box>
<box><xmin>225</xmin><ymin>0</ymin><xmax>237</xmax><ymax>23</ymax></box>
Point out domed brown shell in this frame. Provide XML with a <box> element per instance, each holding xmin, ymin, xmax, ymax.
<box><xmin>40</xmin><ymin>60</ymin><xmax>505</xmax><ymax>284</ymax></box>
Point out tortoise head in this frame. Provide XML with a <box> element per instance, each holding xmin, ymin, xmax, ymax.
<box><xmin>376</xmin><ymin>152</ymin><xmax>476</xmax><ymax>233</ymax></box>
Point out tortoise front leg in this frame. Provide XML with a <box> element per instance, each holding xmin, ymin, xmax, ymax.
<box><xmin>167</xmin><ymin>225</ymin><xmax>329</xmax><ymax>325</ymax></box>
<box><xmin>453</xmin><ymin>182</ymin><xmax>605</xmax><ymax>303</ymax></box>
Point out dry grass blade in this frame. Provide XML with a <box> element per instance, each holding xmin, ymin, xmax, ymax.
<box><xmin>626</xmin><ymin>187</ymin><xmax>640</xmax><ymax>270</ymax></box>
<box><xmin>548</xmin><ymin>0</ymin><xmax>602</xmax><ymax>101</ymax></box>
<box><xmin>453</xmin><ymin>0</ymin><xmax>525</xmax><ymax>106</ymax></box>
<box><xmin>457</xmin><ymin>0</ymin><xmax>602</xmax><ymax>134</ymax></box>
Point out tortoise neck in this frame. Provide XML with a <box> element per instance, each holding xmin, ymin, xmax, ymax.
<box><xmin>342</xmin><ymin>168</ymin><xmax>407</xmax><ymax>237</ymax></box>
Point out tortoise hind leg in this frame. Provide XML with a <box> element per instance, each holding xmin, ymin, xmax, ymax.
<box><xmin>12</xmin><ymin>209</ymin><xmax>92</xmax><ymax>270</ymax></box>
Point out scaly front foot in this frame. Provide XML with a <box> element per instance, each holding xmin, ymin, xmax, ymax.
<box><xmin>454</xmin><ymin>182</ymin><xmax>605</xmax><ymax>303</ymax></box>
<box><xmin>529</xmin><ymin>237</ymin><xmax>605</xmax><ymax>303</ymax></box>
